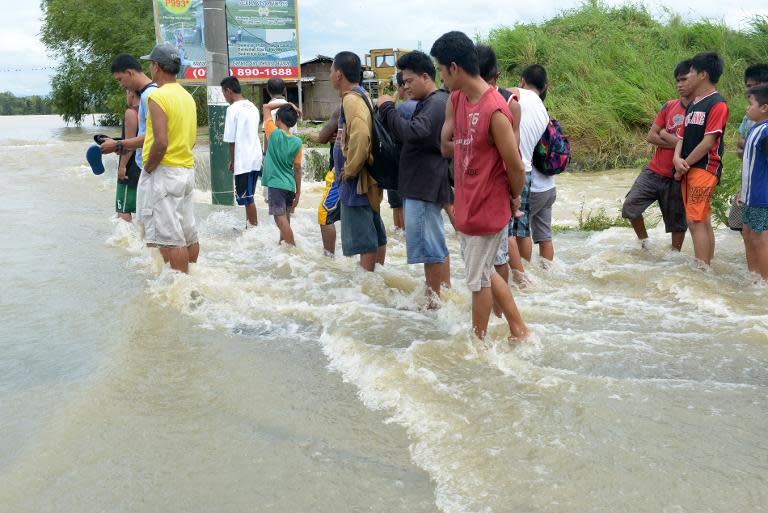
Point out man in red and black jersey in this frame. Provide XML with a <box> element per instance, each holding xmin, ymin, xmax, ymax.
<box><xmin>622</xmin><ymin>60</ymin><xmax>693</xmax><ymax>251</ymax></box>
<box><xmin>674</xmin><ymin>52</ymin><xmax>729</xmax><ymax>266</ymax></box>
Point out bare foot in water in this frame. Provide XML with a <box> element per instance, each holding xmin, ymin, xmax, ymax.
<box><xmin>508</xmin><ymin>326</ymin><xmax>529</xmax><ymax>344</ymax></box>
<box><xmin>511</xmin><ymin>270</ymin><xmax>530</xmax><ymax>289</ymax></box>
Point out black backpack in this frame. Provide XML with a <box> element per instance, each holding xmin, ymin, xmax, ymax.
<box><xmin>345</xmin><ymin>90</ymin><xmax>401</xmax><ymax>190</ymax></box>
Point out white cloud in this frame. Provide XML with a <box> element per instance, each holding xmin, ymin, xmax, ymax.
<box><xmin>0</xmin><ymin>0</ymin><xmax>57</xmax><ymax>96</ymax></box>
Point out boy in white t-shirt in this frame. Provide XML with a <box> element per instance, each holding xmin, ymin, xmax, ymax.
<box><xmin>222</xmin><ymin>76</ymin><xmax>263</xmax><ymax>227</ymax></box>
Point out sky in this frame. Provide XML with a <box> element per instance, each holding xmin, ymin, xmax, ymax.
<box><xmin>0</xmin><ymin>0</ymin><xmax>765</xmax><ymax>97</ymax></box>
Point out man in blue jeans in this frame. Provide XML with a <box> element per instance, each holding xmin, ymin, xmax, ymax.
<box><xmin>377</xmin><ymin>51</ymin><xmax>452</xmax><ymax>307</ymax></box>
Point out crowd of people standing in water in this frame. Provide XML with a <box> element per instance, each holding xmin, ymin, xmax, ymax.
<box><xmin>98</xmin><ymin>31</ymin><xmax>768</xmax><ymax>341</ymax></box>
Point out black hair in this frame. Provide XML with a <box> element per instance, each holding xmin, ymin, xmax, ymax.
<box><xmin>521</xmin><ymin>64</ymin><xmax>548</xmax><ymax>100</ymax></box>
<box><xmin>157</xmin><ymin>60</ymin><xmax>181</xmax><ymax>75</ymax></box>
<box><xmin>674</xmin><ymin>59</ymin><xmax>692</xmax><ymax>78</ymax></box>
<box><xmin>396</xmin><ymin>51</ymin><xmax>436</xmax><ymax>81</ymax></box>
<box><xmin>430</xmin><ymin>31</ymin><xmax>479</xmax><ymax>76</ymax></box>
<box><xmin>690</xmin><ymin>51</ymin><xmax>724</xmax><ymax>84</ymax></box>
<box><xmin>748</xmin><ymin>84</ymin><xmax>768</xmax><ymax>106</ymax></box>
<box><xmin>333</xmin><ymin>51</ymin><xmax>361</xmax><ymax>84</ymax></box>
<box><xmin>476</xmin><ymin>45</ymin><xmax>498</xmax><ymax>82</ymax></box>
<box><xmin>220</xmin><ymin>76</ymin><xmax>241</xmax><ymax>94</ymax></box>
<box><xmin>111</xmin><ymin>54</ymin><xmax>142</xmax><ymax>74</ymax></box>
<box><xmin>266</xmin><ymin>78</ymin><xmax>286</xmax><ymax>97</ymax></box>
<box><xmin>396</xmin><ymin>71</ymin><xmax>404</xmax><ymax>87</ymax></box>
<box><xmin>276</xmin><ymin>104</ymin><xmax>298</xmax><ymax>128</ymax></box>
<box><xmin>744</xmin><ymin>63</ymin><xmax>768</xmax><ymax>85</ymax></box>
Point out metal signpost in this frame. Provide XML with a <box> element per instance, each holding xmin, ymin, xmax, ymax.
<box><xmin>151</xmin><ymin>0</ymin><xmax>301</xmax><ymax>206</ymax></box>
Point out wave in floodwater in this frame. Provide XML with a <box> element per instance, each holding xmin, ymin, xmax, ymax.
<box><xmin>1</xmin><ymin>121</ymin><xmax>766</xmax><ymax>513</ymax></box>
<box><xmin>103</xmin><ymin>196</ymin><xmax>768</xmax><ymax>513</ymax></box>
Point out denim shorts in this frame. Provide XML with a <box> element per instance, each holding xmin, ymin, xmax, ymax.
<box><xmin>340</xmin><ymin>203</ymin><xmax>387</xmax><ymax>256</ymax></box>
<box><xmin>404</xmin><ymin>198</ymin><xmax>449</xmax><ymax>264</ymax></box>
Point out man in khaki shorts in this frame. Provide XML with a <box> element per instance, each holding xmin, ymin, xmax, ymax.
<box><xmin>139</xmin><ymin>43</ymin><xmax>199</xmax><ymax>273</ymax></box>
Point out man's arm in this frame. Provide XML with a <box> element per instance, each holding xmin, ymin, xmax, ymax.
<box><xmin>378</xmin><ymin>99</ymin><xmax>434</xmax><ymax>144</ymax></box>
<box><xmin>647</xmin><ymin>123</ymin><xmax>677</xmax><ymax>149</ymax></box>
<box><xmin>308</xmin><ymin>109</ymin><xmax>340</xmax><ymax>144</ymax></box>
<box><xmin>292</xmin><ymin>161</ymin><xmax>302</xmax><ymax>212</ymax></box>
<box><xmin>118</xmin><ymin>108</ymin><xmax>138</xmax><ymax>180</ymax></box>
<box><xmin>228</xmin><ymin>143</ymin><xmax>235</xmax><ymax>172</ymax></box>
<box><xmin>508</xmin><ymin>99</ymin><xmax>521</xmax><ymax>146</ymax></box>
<box><xmin>490</xmin><ymin>110</ymin><xmax>525</xmax><ymax>198</ymax></box>
<box><xmin>143</xmin><ymin>99</ymin><xmax>168</xmax><ymax>173</ymax></box>
<box><xmin>684</xmin><ymin>134</ymin><xmax>719</xmax><ymax>168</ymax></box>
<box><xmin>101</xmin><ymin>134</ymin><xmax>145</xmax><ymax>154</ymax></box>
<box><xmin>672</xmin><ymin>138</ymin><xmax>689</xmax><ymax>179</ymax></box>
<box><xmin>440</xmin><ymin>99</ymin><xmax>454</xmax><ymax>158</ymax></box>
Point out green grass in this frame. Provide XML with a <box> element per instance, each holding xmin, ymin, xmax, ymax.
<box><xmin>489</xmin><ymin>1</ymin><xmax>768</xmax><ymax>171</ymax></box>
<box><xmin>303</xmin><ymin>148</ymin><xmax>330</xmax><ymax>181</ymax></box>
<box><xmin>552</xmin><ymin>200</ymin><xmax>660</xmax><ymax>233</ymax></box>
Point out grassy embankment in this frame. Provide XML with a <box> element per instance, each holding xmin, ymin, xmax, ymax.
<box><xmin>489</xmin><ymin>2</ymin><xmax>768</xmax><ymax>226</ymax></box>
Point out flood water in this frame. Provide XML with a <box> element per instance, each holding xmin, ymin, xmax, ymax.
<box><xmin>1</xmin><ymin>115</ymin><xmax>766</xmax><ymax>513</ymax></box>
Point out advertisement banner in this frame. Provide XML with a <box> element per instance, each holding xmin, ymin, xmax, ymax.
<box><xmin>152</xmin><ymin>0</ymin><xmax>300</xmax><ymax>84</ymax></box>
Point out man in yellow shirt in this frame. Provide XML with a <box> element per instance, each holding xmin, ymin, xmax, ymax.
<box><xmin>139</xmin><ymin>43</ymin><xmax>199</xmax><ymax>273</ymax></box>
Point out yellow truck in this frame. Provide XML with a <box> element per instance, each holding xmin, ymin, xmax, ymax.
<box><xmin>362</xmin><ymin>48</ymin><xmax>410</xmax><ymax>97</ymax></box>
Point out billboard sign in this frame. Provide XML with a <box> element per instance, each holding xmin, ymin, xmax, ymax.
<box><xmin>152</xmin><ymin>0</ymin><xmax>300</xmax><ymax>84</ymax></box>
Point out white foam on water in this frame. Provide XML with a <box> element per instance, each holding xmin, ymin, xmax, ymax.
<box><xmin>90</xmin><ymin>169</ymin><xmax>768</xmax><ymax>513</ymax></box>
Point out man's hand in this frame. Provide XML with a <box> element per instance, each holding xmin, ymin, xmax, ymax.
<box><xmin>510</xmin><ymin>195</ymin><xmax>522</xmax><ymax>213</ymax></box>
<box><xmin>100</xmin><ymin>138</ymin><xmax>118</xmax><ymax>154</ymax></box>
<box><xmin>673</xmin><ymin>156</ymin><xmax>690</xmax><ymax>178</ymax></box>
<box><xmin>376</xmin><ymin>95</ymin><xmax>394</xmax><ymax>108</ymax></box>
<box><xmin>291</xmin><ymin>194</ymin><xmax>300</xmax><ymax>213</ymax></box>
<box><xmin>118</xmin><ymin>166</ymin><xmax>128</xmax><ymax>181</ymax></box>
<box><xmin>229</xmin><ymin>161</ymin><xmax>234</xmax><ymax>173</ymax></box>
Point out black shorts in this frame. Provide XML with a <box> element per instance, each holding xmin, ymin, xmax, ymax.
<box><xmin>268</xmin><ymin>187</ymin><xmax>295</xmax><ymax>216</ymax></box>
<box><xmin>235</xmin><ymin>170</ymin><xmax>260</xmax><ymax>206</ymax></box>
<box><xmin>622</xmin><ymin>167</ymin><xmax>687</xmax><ymax>233</ymax></box>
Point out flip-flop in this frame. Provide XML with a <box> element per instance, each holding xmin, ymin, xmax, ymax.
<box><xmin>86</xmin><ymin>144</ymin><xmax>105</xmax><ymax>175</ymax></box>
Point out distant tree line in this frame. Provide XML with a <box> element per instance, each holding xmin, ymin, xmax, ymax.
<box><xmin>0</xmin><ymin>92</ymin><xmax>57</xmax><ymax>116</ymax></box>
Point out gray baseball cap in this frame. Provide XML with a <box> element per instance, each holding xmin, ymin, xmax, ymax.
<box><xmin>141</xmin><ymin>43</ymin><xmax>181</xmax><ymax>67</ymax></box>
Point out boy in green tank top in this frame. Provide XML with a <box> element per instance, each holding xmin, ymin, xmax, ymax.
<box><xmin>262</xmin><ymin>103</ymin><xmax>303</xmax><ymax>246</ymax></box>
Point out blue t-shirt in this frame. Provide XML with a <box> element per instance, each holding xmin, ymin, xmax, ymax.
<box><xmin>741</xmin><ymin>120</ymin><xmax>768</xmax><ymax>208</ymax></box>
<box><xmin>396</xmin><ymin>99</ymin><xmax>418</xmax><ymax>120</ymax></box>
<box><xmin>739</xmin><ymin>115</ymin><xmax>756</xmax><ymax>137</ymax></box>
<box><xmin>135</xmin><ymin>82</ymin><xmax>158</xmax><ymax>169</ymax></box>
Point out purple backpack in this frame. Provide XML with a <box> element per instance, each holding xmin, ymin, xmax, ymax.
<box><xmin>532</xmin><ymin>117</ymin><xmax>571</xmax><ymax>176</ymax></box>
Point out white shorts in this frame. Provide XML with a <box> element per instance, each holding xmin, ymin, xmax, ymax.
<box><xmin>137</xmin><ymin>165</ymin><xmax>198</xmax><ymax>247</ymax></box>
<box><xmin>459</xmin><ymin>228</ymin><xmax>506</xmax><ymax>292</ymax></box>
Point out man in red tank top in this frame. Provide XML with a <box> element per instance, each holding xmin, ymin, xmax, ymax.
<box><xmin>431</xmin><ymin>31</ymin><xmax>528</xmax><ymax>341</ymax></box>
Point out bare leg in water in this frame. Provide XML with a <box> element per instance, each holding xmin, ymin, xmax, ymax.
<box><xmin>471</xmin><ymin>272</ymin><xmax>528</xmax><ymax>341</ymax></box>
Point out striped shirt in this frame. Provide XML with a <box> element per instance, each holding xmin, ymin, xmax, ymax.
<box><xmin>741</xmin><ymin>120</ymin><xmax>768</xmax><ymax>208</ymax></box>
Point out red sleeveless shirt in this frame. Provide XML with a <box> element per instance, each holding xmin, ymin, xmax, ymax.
<box><xmin>451</xmin><ymin>87</ymin><xmax>513</xmax><ymax>235</ymax></box>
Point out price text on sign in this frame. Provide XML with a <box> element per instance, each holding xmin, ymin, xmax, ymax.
<box><xmin>161</xmin><ymin>0</ymin><xmax>191</xmax><ymax>14</ymax></box>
